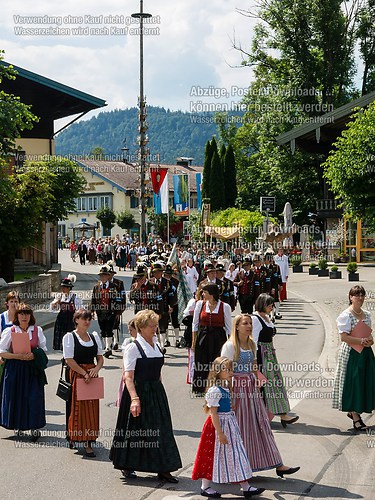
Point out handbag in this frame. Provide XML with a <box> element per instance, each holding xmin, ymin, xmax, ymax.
<box><xmin>56</xmin><ymin>359</ymin><xmax>72</xmax><ymax>401</ymax></box>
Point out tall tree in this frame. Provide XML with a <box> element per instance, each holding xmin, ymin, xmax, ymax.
<box><xmin>201</xmin><ymin>140</ymin><xmax>213</xmax><ymax>200</ymax></box>
<box><xmin>209</xmin><ymin>150</ymin><xmax>225</xmax><ymax>211</ymax></box>
<box><xmin>323</xmin><ymin>101</ymin><xmax>375</xmax><ymax>226</ymax></box>
<box><xmin>230</xmin><ymin>0</ymin><xmax>361</xmax><ymax>223</ymax></box>
<box><xmin>223</xmin><ymin>144</ymin><xmax>238</xmax><ymax>208</ymax></box>
<box><xmin>0</xmin><ymin>159</ymin><xmax>86</xmax><ymax>282</ymax></box>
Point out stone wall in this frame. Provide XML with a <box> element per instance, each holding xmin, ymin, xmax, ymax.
<box><xmin>0</xmin><ymin>273</ymin><xmax>55</xmax><ymax>312</ymax></box>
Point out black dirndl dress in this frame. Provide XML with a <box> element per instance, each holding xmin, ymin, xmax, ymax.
<box><xmin>110</xmin><ymin>340</ymin><xmax>182</xmax><ymax>473</ymax></box>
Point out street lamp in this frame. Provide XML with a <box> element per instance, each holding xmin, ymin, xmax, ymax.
<box><xmin>132</xmin><ymin>0</ymin><xmax>152</xmax><ymax>245</ymax></box>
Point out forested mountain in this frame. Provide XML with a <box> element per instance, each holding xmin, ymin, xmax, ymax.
<box><xmin>55</xmin><ymin>106</ymin><xmax>234</xmax><ymax>165</ymax></box>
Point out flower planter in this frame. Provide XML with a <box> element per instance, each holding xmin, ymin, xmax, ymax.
<box><xmin>292</xmin><ymin>265</ymin><xmax>303</xmax><ymax>273</ymax></box>
<box><xmin>318</xmin><ymin>269</ymin><xmax>329</xmax><ymax>277</ymax></box>
<box><xmin>329</xmin><ymin>271</ymin><xmax>342</xmax><ymax>279</ymax></box>
<box><xmin>348</xmin><ymin>272</ymin><xmax>359</xmax><ymax>282</ymax></box>
<box><xmin>309</xmin><ymin>268</ymin><xmax>318</xmax><ymax>275</ymax></box>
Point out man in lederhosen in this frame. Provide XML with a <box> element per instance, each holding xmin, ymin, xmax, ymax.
<box><xmin>163</xmin><ymin>264</ymin><xmax>181</xmax><ymax>347</ymax></box>
<box><xmin>107</xmin><ymin>260</ymin><xmax>127</xmax><ymax>350</ymax></box>
<box><xmin>91</xmin><ymin>265</ymin><xmax>125</xmax><ymax>358</ymax></box>
<box><xmin>215</xmin><ymin>263</ymin><xmax>236</xmax><ymax>312</ymax></box>
<box><xmin>129</xmin><ymin>265</ymin><xmax>163</xmax><ymax>345</ymax></box>
<box><xmin>263</xmin><ymin>251</ymin><xmax>283</xmax><ymax>321</ymax></box>
<box><xmin>149</xmin><ymin>261</ymin><xmax>177</xmax><ymax>351</ymax></box>
<box><xmin>233</xmin><ymin>257</ymin><xmax>255</xmax><ymax>314</ymax></box>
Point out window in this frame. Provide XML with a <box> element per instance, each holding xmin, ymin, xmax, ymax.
<box><xmin>130</xmin><ymin>196</ymin><xmax>139</xmax><ymax>209</ymax></box>
<box><xmin>73</xmin><ymin>194</ymin><xmax>113</xmax><ymax>212</ymax></box>
<box><xmin>190</xmin><ymin>196</ymin><xmax>198</xmax><ymax>209</ymax></box>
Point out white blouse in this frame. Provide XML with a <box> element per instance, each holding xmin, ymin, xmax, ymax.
<box><xmin>192</xmin><ymin>300</ymin><xmax>232</xmax><ymax>337</ymax></box>
<box><xmin>50</xmin><ymin>291</ymin><xmax>83</xmax><ymax>312</ymax></box>
<box><xmin>251</xmin><ymin>312</ymin><xmax>273</xmax><ymax>344</ymax></box>
<box><xmin>62</xmin><ymin>330</ymin><xmax>103</xmax><ymax>359</ymax></box>
<box><xmin>0</xmin><ymin>325</ymin><xmax>47</xmax><ymax>353</ymax></box>
<box><xmin>336</xmin><ymin>309</ymin><xmax>372</xmax><ymax>334</ymax></box>
<box><xmin>123</xmin><ymin>333</ymin><xmax>162</xmax><ymax>372</ymax></box>
<box><xmin>205</xmin><ymin>385</ymin><xmax>229</xmax><ymax>407</ymax></box>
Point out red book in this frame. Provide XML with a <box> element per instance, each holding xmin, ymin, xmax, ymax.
<box><xmin>350</xmin><ymin>320</ymin><xmax>372</xmax><ymax>354</ymax></box>
<box><xmin>76</xmin><ymin>377</ymin><xmax>104</xmax><ymax>400</ymax></box>
<box><xmin>11</xmin><ymin>331</ymin><xmax>31</xmax><ymax>354</ymax></box>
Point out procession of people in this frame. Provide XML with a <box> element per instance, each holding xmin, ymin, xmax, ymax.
<box><xmin>0</xmin><ymin>238</ymin><xmax>374</xmax><ymax>499</ymax></box>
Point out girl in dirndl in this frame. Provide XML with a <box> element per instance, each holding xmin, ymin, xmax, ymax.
<box><xmin>192</xmin><ymin>357</ymin><xmax>265</xmax><ymax>499</ymax></box>
<box><xmin>222</xmin><ymin>314</ymin><xmax>300</xmax><ymax>478</ymax></box>
<box><xmin>252</xmin><ymin>294</ymin><xmax>299</xmax><ymax>428</ymax></box>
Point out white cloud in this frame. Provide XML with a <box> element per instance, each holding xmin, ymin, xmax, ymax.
<box><xmin>0</xmin><ymin>0</ymin><xmax>256</xmax><ymax>127</ymax></box>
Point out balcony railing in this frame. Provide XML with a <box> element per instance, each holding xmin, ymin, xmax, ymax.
<box><xmin>316</xmin><ymin>199</ymin><xmax>341</xmax><ymax>212</ymax></box>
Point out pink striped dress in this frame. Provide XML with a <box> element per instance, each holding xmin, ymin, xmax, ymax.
<box><xmin>222</xmin><ymin>342</ymin><xmax>283</xmax><ymax>471</ymax></box>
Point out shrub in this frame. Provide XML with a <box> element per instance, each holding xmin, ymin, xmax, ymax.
<box><xmin>330</xmin><ymin>265</ymin><xmax>338</xmax><ymax>272</ymax></box>
<box><xmin>347</xmin><ymin>262</ymin><xmax>358</xmax><ymax>273</ymax></box>
<box><xmin>318</xmin><ymin>258</ymin><xmax>328</xmax><ymax>270</ymax></box>
<box><xmin>309</xmin><ymin>262</ymin><xmax>317</xmax><ymax>268</ymax></box>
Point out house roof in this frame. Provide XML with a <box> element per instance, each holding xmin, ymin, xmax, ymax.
<box><xmin>0</xmin><ymin>60</ymin><xmax>107</xmax><ymax>137</ymax></box>
<box><xmin>276</xmin><ymin>91</ymin><xmax>375</xmax><ymax>154</ymax></box>
<box><xmin>77</xmin><ymin>160</ymin><xmax>203</xmax><ymax>193</ymax></box>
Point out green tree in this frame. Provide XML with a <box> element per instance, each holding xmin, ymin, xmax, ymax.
<box><xmin>0</xmin><ymin>159</ymin><xmax>86</xmax><ymax>281</ymax></box>
<box><xmin>96</xmin><ymin>206</ymin><xmax>116</xmax><ymax>235</ymax></box>
<box><xmin>209</xmin><ymin>150</ymin><xmax>225</xmax><ymax>211</ymax></box>
<box><xmin>89</xmin><ymin>146</ymin><xmax>105</xmax><ymax>159</ymax></box>
<box><xmin>201</xmin><ymin>139</ymin><xmax>213</xmax><ymax>200</ymax></box>
<box><xmin>210</xmin><ymin>207</ymin><xmax>267</xmax><ymax>243</ymax></box>
<box><xmin>0</xmin><ymin>51</ymin><xmax>38</xmax><ymax>155</ymax></box>
<box><xmin>147</xmin><ymin>207</ymin><xmax>180</xmax><ymax>238</ymax></box>
<box><xmin>223</xmin><ymin>144</ymin><xmax>237</xmax><ymax>208</ymax></box>
<box><xmin>116</xmin><ymin>209</ymin><xmax>136</xmax><ymax>230</ymax></box>
<box><xmin>323</xmin><ymin>101</ymin><xmax>375</xmax><ymax>226</ymax></box>
<box><xmin>357</xmin><ymin>0</ymin><xmax>375</xmax><ymax>94</ymax></box>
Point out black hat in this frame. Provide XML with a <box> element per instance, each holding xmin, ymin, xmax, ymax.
<box><xmin>216</xmin><ymin>263</ymin><xmax>225</xmax><ymax>272</ymax></box>
<box><xmin>106</xmin><ymin>260</ymin><xmax>117</xmax><ymax>274</ymax></box>
<box><xmin>134</xmin><ymin>265</ymin><xmax>147</xmax><ymax>278</ymax></box>
<box><xmin>60</xmin><ymin>277</ymin><xmax>74</xmax><ymax>288</ymax></box>
<box><xmin>99</xmin><ymin>265</ymin><xmax>112</xmax><ymax>275</ymax></box>
<box><xmin>151</xmin><ymin>261</ymin><xmax>165</xmax><ymax>273</ymax></box>
<box><xmin>243</xmin><ymin>257</ymin><xmax>252</xmax><ymax>265</ymax></box>
<box><xmin>164</xmin><ymin>264</ymin><xmax>174</xmax><ymax>275</ymax></box>
<box><xmin>204</xmin><ymin>262</ymin><xmax>216</xmax><ymax>272</ymax></box>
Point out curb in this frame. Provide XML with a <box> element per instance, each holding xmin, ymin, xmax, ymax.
<box><xmin>289</xmin><ymin>289</ymin><xmax>338</xmax><ymax>376</ymax></box>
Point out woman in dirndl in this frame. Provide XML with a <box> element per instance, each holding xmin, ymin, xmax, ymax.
<box><xmin>192</xmin><ymin>356</ymin><xmax>265</xmax><ymax>498</ymax></box>
<box><xmin>332</xmin><ymin>286</ymin><xmax>375</xmax><ymax>431</ymax></box>
<box><xmin>252</xmin><ymin>294</ymin><xmax>299</xmax><ymax>427</ymax></box>
<box><xmin>51</xmin><ymin>275</ymin><xmax>82</xmax><ymax>350</ymax></box>
<box><xmin>0</xmin><ymin>303</ymin><xmax>48</xmax><ymax>440</ymax></box>
<box><xmin>222</xmin><ymin>314</ymin><xmax>300</xmax><ymax>478</ymax></box>
<box><xmin>110</xmin><ymin>309</ymin><xmax>181</xmax><ymax>482</ymax></box>
<box><xmin>63</xmin><ymin>309</ymin><xmax>104</xmax><ymax>457</ymax></box>
<box><xmin>192</xmin><ymin>283</ymin><xmax>232</xmax><ymax>394</ymax></box>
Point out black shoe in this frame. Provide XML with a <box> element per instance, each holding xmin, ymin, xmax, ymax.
<box><xmin>103</xmin><ymin>349</ymin><xmax>112</xmax><ymax>358</ymax></box>
<box><xmin>201</xmin><ymin>487</ymin><xmax>221</xmax><ymax>498</ymax></box>
<box><xmin>243</xmin><ymin>487</ymin><xmax>265</xmax><ymax>497</ymax></box>
<box><xmin>275</xmin><ymin>314</ymin><xmax>282</xmax><ymax>319</ymax></box>
<box><xmin>161</xmin><ymin>348</ymin><xmax>167</xmax><ymax>355</ymax></box>
<box><xmin>276</xmin><ymin>466</ymin><xmax>300</xmax><ymax>478</ymax></box>
<box><xmin>175</xmin><ymin>341</ymin><xmax>180</xmax><ymax>348</ymax></box>
<box><xmin>157</xmin><ymin>472</ymin><xmax>178</xmax><ymax>483</ymax></box>
<box><xmin>280</xmin><ymin>416</ymin><xmax>299</xmax><ymax>428</ymax></box>
<box><xmin>121</xmin><ymin>469</ymin><xmax>137</xmax><ymax>478</ymax></box>
<box><xmin>164</xmin><ymin>340</ymin><xmax>171</xmax><ymax>347</ymax></box>
<box><xmin>112</xmin><ymin>343</ymin><xmax>118</xmax><ymax>351</ymax></box>
<box><xmin>353</xmin><ymin>418</ymin><xmax>368</xmax><ymax>431</ymax></box>
<box><xmin>30</xmin><ymin>430</ymin><xmax>41</xmax><ymax>442</ymax></box>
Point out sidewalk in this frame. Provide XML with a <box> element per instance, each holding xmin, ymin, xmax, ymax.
<box><xmin>287</xmin><ymin>265</ymin><xmax>375</xmax><ymax>373</ymax></box>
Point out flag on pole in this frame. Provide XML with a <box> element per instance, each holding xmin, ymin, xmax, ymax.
<box><xmin>173</xmin><ymin>174</ymin><xmax>189</xmax><ymax>216</ymax></box>
<box><xmin>196</xmin><ymin>172</ymin><xmax>202</xmax><ymax>210</ymax></box>
<box><xmin>167</xmin><ymin>242</ymin><xmax>193</xmax><ymax>323</ymax></box>
<box><xmin>151</xmin><ymin>168</ymin><xmax>169</xmax><ymax>214</ymax></box>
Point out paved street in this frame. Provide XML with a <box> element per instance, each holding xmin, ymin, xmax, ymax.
<box><xmin>1</xmin><ymin>252</ymin><xmax>374</xmax><ymax>500</ymax></box>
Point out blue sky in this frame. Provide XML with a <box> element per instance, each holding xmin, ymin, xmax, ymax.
<box><xmin>1</xmin><ymin>0</ymin><xmax>256</xmax><ymax>129</ymax></box>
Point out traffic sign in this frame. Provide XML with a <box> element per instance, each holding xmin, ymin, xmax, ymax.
<box><xmin>260</xmin><ymin>196</ymin><xmax>276</xmax><ymax>212</ymax></box>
